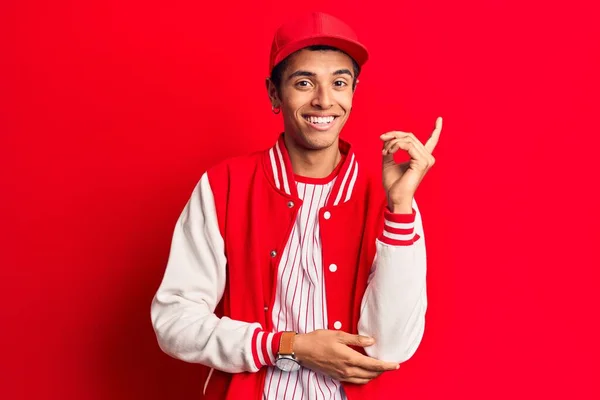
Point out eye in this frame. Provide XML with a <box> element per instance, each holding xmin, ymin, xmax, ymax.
<box><xmin>295</xmin><ymin>80</ymin><xmax>312</xmax><ymax>88</ymax></box>
<box><xmin>334</xmin><ymin>80</ymin><xmax>348</xmax><ymax>87</ymax></box>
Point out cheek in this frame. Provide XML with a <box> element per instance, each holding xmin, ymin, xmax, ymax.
<box><xmin>281</xmin><ymin>102</ymin><xmax>303</xmax><ymax>127</ymax></box>
<box><xmin>338</xmin><ymin>92</ymin><xmax>353</xmax><ymax>113</ymax></box>
<box><xmin>282</xmin><ymin>96</ymin><xmax>308</xmax><ymax>119</ymax></box>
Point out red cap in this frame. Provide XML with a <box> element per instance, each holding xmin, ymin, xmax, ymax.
<box><xmin>269</xmin><ymin>12</ymin><xmax>369</xmax><ymax>74</ymax></box>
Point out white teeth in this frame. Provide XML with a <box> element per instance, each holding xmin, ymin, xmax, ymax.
<box><xmin>305</xmin><ymin>116</ymin><xmax>335</xmax><ymax>124</ymax></box>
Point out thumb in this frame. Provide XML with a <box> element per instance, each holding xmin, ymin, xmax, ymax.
<box><xmin>338</xmin><ymin>333</ymin><xmax>375</xmax><ymax>347</ymax></box>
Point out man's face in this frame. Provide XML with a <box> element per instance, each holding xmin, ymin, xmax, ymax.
<box><xmin>271</xmin><ymin>49</ymin><xmax>356</xmax><ymax>151</ymax></box>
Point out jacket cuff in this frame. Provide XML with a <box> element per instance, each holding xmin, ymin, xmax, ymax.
<box><xmin>378</xmin><ymin>208</ymin><xmax>420</xmax><ymax>246</ymax></box>
<box><xmin>251</xmin><ymin>329</ymin><xmax>283</xmax><ymax>369</ymax></box>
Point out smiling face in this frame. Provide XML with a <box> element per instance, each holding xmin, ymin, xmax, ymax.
<box><xmin>267</xmin><ymin>48</ymin><xmax>357</xmax><ymax>151</ymax></box>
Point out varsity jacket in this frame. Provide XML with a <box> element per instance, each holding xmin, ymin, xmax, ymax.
<box><xmin>151</xmin><ymin>134</ymin><xmax>428</xmax><ymax>399</ymax></box>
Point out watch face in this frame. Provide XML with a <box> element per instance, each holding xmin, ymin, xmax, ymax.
<box><xmin>275</xmin><ymin>356</ymin><xmax>301</xmax><ymax>372</ymax></box>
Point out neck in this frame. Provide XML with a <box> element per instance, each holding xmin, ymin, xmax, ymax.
<box><xmin>283</xmin><ymin>135</ymin><xmax>342</xmax><ymax>179</ymax></box>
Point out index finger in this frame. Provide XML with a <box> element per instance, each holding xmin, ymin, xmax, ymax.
<box><xmin>424</xmin><ymin>116</ymin><xmax>443</xmax><ymax>154</ymax></box>
<box><xmin>350</xmin><ymin>353</ymin><xmax>399</xmax><ymax>372</ymax></box>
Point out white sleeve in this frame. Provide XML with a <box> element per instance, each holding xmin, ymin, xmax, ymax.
<box><xmin>150</xmin><ymin>173</ymin><xmax>274</xmax><ymax>373</ymax></box>
<box><xmin>357</xmin><ymin>198</ymin><xmax>427</xmax><ymax>363</ymax></box>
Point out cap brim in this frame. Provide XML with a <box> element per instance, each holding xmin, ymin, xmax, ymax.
<box><xmin>271</xmin><ymin>35</ymin><xmax>369</xmax><ymax>72</ymax></box>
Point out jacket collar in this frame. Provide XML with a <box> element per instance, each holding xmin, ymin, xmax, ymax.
<box><xmin>263</xmin><ymin>133</ymin><xmax>359</xmax><ymax>206</ymax></box>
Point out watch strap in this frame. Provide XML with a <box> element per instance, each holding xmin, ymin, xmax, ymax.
<box><xmin>278</xmin><ymin>331</ymin><xmax>296</xmax><ymax>356</ymax></box>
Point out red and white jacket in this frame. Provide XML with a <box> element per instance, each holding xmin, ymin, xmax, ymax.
<box><xmin>151</xmin><ymin>134</ymin><xmax>428</xmax><ymax>399</ymax></box>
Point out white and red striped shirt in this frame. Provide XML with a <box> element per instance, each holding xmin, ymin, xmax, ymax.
<box><xmin>263</xmin><ymin>172</ymin><xmax>346</xmax><ymax>400</ymax></box>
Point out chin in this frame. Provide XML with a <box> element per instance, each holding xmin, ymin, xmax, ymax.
<box><xmin>299</xmin><ymin>130</ymin><xmax>340</xmax><ymax>150</ymax></box>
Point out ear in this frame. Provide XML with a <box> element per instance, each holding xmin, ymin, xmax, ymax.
<box><xmin>265</xmin><ymin>78</ymin><xmax>280</xmax><ymax>107</ymax></box>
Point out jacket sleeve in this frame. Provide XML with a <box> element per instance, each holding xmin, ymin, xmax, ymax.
<box><xmin>357</xmin><ymin>198</ymin><xmax>427</xmax><ymax>363</ymax></box>
<box><xmin>150</xmin><ymin>172</ymin><xmax>282</xmax><ymax>373</ymax></box>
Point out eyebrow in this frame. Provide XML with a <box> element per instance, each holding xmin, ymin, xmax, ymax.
<box><xmin>333</xmin><ymin>69</ymin><xmax>354</xmax><ymax>78</ymax></box>
<box><xmin>287</xmin><ymin>68</ymin><xmax>354</xmax><ymax>81</ymax></box>
<box><xmin>287</xmin><ymin>70</ymin><xmax>315</xmax><ymax>80</ymax></box>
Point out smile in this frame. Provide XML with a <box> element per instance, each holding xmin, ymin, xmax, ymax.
<box><xmin>302</xmin><ymin>115</ymin><xmax>339</xmax><ymax>131</ymax></box>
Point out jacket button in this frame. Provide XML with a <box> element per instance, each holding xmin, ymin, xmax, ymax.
<box><xmin>333</xmin><ymin>321</ymin><xmax>342</xmax><ymax>330</ymax></box>
<box><xmin>270</xmin><ymin>250</ymin><xmax>277</xmax><ymax>257</ymax></box>
<box><xmin>329</xmin><ymin>264</ymin><xmax>338</xmax><ymax>272</ymax></box>
<box><xmin>323</xmin><ymin>211</ymin><xmax>331</xmax><ymax>220</ymax></box>
<box><xmin>264</xmin><ymin>306</ymin><xmax>269</xmax><ymax>311</ymax></box>
<box><xmin>287</xmin><ymin>201</ymin><xmax>294</xmax><ymax>208</ymax></box>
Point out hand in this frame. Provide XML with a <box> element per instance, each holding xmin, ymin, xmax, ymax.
<box><xmin>380</xmin><ymin>117</ymin><xmax>443</xmax><ymax>213</ymax></box>
<box><xmin>293</xmin><ymin>330</ymin><xmax>399</xmax><ymax>385</ymax></box>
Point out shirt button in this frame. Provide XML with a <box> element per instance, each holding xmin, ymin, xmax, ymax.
<box><xmin>333</xmin><ymin>321</ymin><xmax>342</xmax><ymax>330</ymax></box>
<box><xmin>264</xmin><ymin>306</ymin><xmax>269</xmax><ymax>311</ymax></box>
<box><xmin>323</xmin><ymin>211</ymin><xmax>331</xmax><ymax>220</ymax></box>
<box><xmin>287</xmin><ymin>201</ymin><xmax>294</xmax><ymax>208</ymax></box>
<box><xmin>270</xmin><ymin>250</ymin><xmax>277</xmax><ymax>257</ymax></box>
<box><xmin>329</xmin><ymin>264</ymin><xmax>338</xmax><ymax>272</ymax></box>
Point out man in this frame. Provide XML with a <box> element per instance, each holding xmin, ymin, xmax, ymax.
<box><xmin>151</xmin><ymin>12</ymin><xmax>442</xmax><ymax>400</ymax></box>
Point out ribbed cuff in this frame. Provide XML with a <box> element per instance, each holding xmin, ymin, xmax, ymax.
<box><xmin>378</xmin><ymin>208</ymin><xmax>420</xmax><ymax>246</ymax></box>
<box><xmin>251</xmin><ymin>329</ymin><xmax>283</xmax><ymax>369</ymax></box>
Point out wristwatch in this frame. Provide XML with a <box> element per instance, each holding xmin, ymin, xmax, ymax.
<box><xmin>275</xmin><ymin>332</ymin><xmax>301</xmax><ymax>372</ymax></box>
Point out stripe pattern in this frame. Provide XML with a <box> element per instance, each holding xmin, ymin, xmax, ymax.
<box><xmin>252</xmin><ymin>137</ymin><xmax>364</xmax><ymax>399</ymax></box>
<box><xmin>264</xmin><ymin>178</ymin><xmax>347</xmax><ymax>400</ymax></box>
<box><xmin>379</xmin><ymin>208</ymin><xmax>419</xmax><ymax>246</ymax></box>
<box><xmin>251</xmin><ymin>329</ymin><xmax>283</xmax><ymax>368</ymax></box>
<box><xmin>332</xmin><ymin>153</ymin><xmax>358</xmax><ymax>206</ymax></box>
<box><xmin>269</xmin><ymin>140</ymin><xmax>292</xmax><ymax>195</ymax></box>
<box><xmin>267</xmin><ymin>135</ymin><xmax>358</xmax><ymax>205</ymax></box>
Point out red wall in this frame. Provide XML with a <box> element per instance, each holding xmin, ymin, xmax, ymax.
<box><xmin>2</xmin><ymin>0</ymin><xmax>599</xmax><ymax>398</ymax></box>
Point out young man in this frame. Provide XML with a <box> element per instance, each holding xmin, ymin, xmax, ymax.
<box><xmin>151</xmin><ymin>12</ymin><xmax>442</xmax><ymax>400</ymax></box>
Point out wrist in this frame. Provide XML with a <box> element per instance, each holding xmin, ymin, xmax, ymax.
<box><xmin>291</xmin><ymin>333</ymin><xmax>306</xmax><ymax>363</ymax></box>
<box><xmin>387</xmin><ymin>194</ymin><xmax>413</xmax><ymax>214</ymax></box>
<box><xmin>388</xmin><ymin>203</ymin><xmax>413</xmax><ymax>214</ymax></box>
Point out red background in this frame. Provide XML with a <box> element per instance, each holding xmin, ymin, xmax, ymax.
<box><xmin>2</xmin><ymin>0</ymin><xmax>599</xmax><ymax>398</ymax></box>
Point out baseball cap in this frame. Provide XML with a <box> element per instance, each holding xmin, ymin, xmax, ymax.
<box><xmin>269</xmin><ymin>12</ymin><xmax>369</xmax><ymax>74</ymax></box>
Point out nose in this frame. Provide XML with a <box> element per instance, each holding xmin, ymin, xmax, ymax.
<box><xmin>311</xmin><ymin>86</ymin><xmax>333</xmax><ymax>109</ymax></box>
